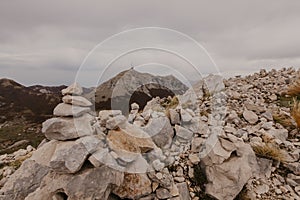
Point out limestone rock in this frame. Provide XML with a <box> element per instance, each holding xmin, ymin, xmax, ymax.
<box><xmin>106</xmin><ymin>115</ymin><xmax>127</xmax><ymax>130</ymax></box>
<box><xmin>49</xmin><ymin>141</ymin><xmax>89</xmax><ymax>173</ymax></box>
<box><xmin>88</xmin><ymin>148</ymin><xmax>111</xmax><ymax>168</ymax></box>
<box><xmin>175</xmin><ymin>125</ymin><xmax>193</xmax><ymax>141</ymax></box>
<box><xmin>25</xmin><ymin>166</ymin><xmax>124</xmax><ymax>200</ymax></box>
<box><xmin>107</xmin><ymin>129</ymin><xmax>155</xmax><ymax>154</ymax></box>
<box><xmin>62</xmin><ymin>95</ymin><xmax>92</xmax><ymax>107</ymax></box>
<box><xmin>61</xmin><ymin>82</ymin><xmax>83</xmax><ymax>96</ymax></box>
<box><xmin>142</xmin><ymin>116</ymin><xmax>174</xmax><ymax>149</ymax></box>
<box><xmin>169</xmin><ymin>109</ymin><xmax>180</xmax><ymax>125</ymax></box>
<box><xmin>98</xmin><ymin>110</ymin><xmax>122</xmax><ymax>125</ymax></box>
<box><xmin>285</xmin><ymin>162</ymin><xmax>300</xmax><ymax>175</ymax></box>
<box><xmin>0</xmin><ymin>160</ymin><xmax>49</xmax><ymax>200</ymax></box>
<box><xmin>42</xmin><ymin>114</ymin><xmax>94</xmax><ymax>140</ymax></box>
<box><xmin>180</xmin><ymin>109</ymin><xmax>193</xmax><ymax>122</ymax></box>
<box><xmin>113</xmin><ymin>173</ymin><xmax>152</xmax><ymax>199</ymax></box>
<box><xmin>176</xmin><ymin>182</ymin><xmax>191</xmax><ymax>200</ymax></box>
<box><xmin>75</xmin><ymin>135</ymin><xmax>104</xmax><ymax>154</ymax></box>
<box><xmin>30</xmin><ymin>140</ymin><xmax>59</xmax><ymax>166</ymax></box>
<box><xmin>156</xmin><ymin>188</ymin><xmax>172</xmax><ymax>199</ymax></box>
<box><xmin>53</xmin><ymin>103</ymin><xmax>91</xmax><ymax>117</ymax></box>
<box><xmin>267</xmin><ymin>128</ymin><xmax>288</xmax><ymax>142</ymax></box>
<box><xmin>200</xmin><ymin>134</ymin><xmax>258</xmax><ymax>200</ymax></box>
<box><xmin>243</xmin><ymin>110</ymin><xmax>259</xmax><ymax>124</ymax></box>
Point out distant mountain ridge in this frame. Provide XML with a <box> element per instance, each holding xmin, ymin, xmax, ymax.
<box><xmin>0</xmin><ymin>78</ymin><xmax>65</xmax><ymax>123</ymax></box>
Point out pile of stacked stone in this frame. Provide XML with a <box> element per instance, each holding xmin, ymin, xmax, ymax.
<box><xmin>0</xmin><ymin>81</ymin><xmax>202</xmax><ymax>200</ymax></box>
<box><xmin>0</xmin><ymin>83</ymin><xmax>122</xmax><ymax>199</ymax></box>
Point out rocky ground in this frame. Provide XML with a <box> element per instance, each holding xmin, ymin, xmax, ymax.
<box><xmin>0</xmin><ymin>67</ymin><xmax>300</xmax><ymax>200</ymax></box>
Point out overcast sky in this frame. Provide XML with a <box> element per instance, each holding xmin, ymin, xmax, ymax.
<box><xmin>1</xmin><ymin>0</ymin><xmax>300</xmax><ymax>86</ymax></box>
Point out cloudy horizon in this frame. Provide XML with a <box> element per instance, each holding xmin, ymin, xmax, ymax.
<box><xmin>1</xmin><ymin>0</ymin><xmax>300</xmax><ymax>87</ymax></box>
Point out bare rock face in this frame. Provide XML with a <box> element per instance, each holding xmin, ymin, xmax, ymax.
<box><xmin>42</xmin><ymin>114</ymin><xmax>94</xmax><ymax>140</ymax></box>
<box><xmin>200</xmin><ymin>134</ymin><xmax>258</xmax><ymax>200</ymax></box>
<box><xmin>24</xmin><ymin>166</ymin><xmax>124</xmax><ymax>200</ymax></box>
<box><xmin>113</xmin><ymin>173</ymin><xmax>152</xmax><ymax>199</ymax></box>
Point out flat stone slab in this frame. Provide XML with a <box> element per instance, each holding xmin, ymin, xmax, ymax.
<box><xmin>53</xmin><ymin>103</ymin><xmax>90</xmax><ymax>117</ymax></box>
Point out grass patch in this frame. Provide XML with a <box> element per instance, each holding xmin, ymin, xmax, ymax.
<box><xmin>272</xmin><ymin>112</ymin><xmax>295</xmax><ymax>130</ymax></box>
<box><xmin>252</xmin><ymin>143</ymin><xmax>285</xmax><ymax>162</ymax></box>
<box><xmin>286</xmin><ymin>77</ymin><xmax>300</xmax><ymax>97</ymax></box>
<box><xmin>8</xmin><ymin>159</ymin><xmax>23</xmax><ymax>170</ymax></box>
<box><xmin>161</xmin><ymin>96</ymin><xmax>179</xmax><ymax>110</ymax></box>
<box><xmin>277</xmin><ymin>96</ymin><xmax>294</xmax><ymax>108</ymax></box>
<box><xmin>291</xmin><ymin>99</ymin><xmax>300</xmax><ymax>128</ymax></box>
<box><xmin>0</xmin><ymin>123</ymin><xmax>44</xmax><ymax>154</ymax></box>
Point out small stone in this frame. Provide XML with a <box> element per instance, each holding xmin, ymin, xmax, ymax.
<box><xmin>262</xmin><ymin>122</ymin><xmax>273</xmax><ymax>130</ymax></box>
<box><xmin>152</xmin><ymin>159</ymin><xmax>165</xmax><ymax>171</ymax></box>
<box><xmin>156</xmin><ymin>172</ymin><xmax>163</xmax><ymax>180</ymax></box>
<box><xmin>106</xmin><ymin>115</ymin><xmax>127</xmax><ymax>130</ymax></box>
<box><xmin>188</xmin><ymin>154</ymin><xmax>200</xmax><ymax>164</ymax></box>
<box><xmin>131</xmin><ymin>103</ymin><xmax>139</xmax><ymax>110</ymax></box>
<box><xmin>254</xmin><ymin>184</ymin><xmax>269</xmax><ymax>195</ymax></box>
<box><xmin>175</xmin><ymin>125</ymin><xmax>193</xmax><ymax>141</ymax></box>
<box><xmin>275</xmin><ymin>188</ymin><xmax>282</xmax><ymax>195</ymax></box>
<box><xmin>169</xmin><ymin>109</ymin><xmax>180</xmax><ymax>125</ymax></box>
<box><xmin>181</xmin><ymin>109</ymin><xmax>193</xmax><ymax>122</ymax></box>
<box><xmin>269</xmin><ymin>94</ymin><xmax>277</xmax><ymax>101</ymax></box>
<box><xmin>62</xmin><ymin>95</ymin><xmax>92</xmax><ymax>107</ymax></box>
<box><xmin>176</xmin><ymin>182</ymin><xmax>191</xmax><ymax>200</ymax></box>
<box><xmin>285</xmin><ymin>162</ymin><xmax>300</xmax><ymax>175</ymax></box>
<box><xmin>174</xmin><ymin>177</ymin><xmax>185</xmax><ymax>182</ymax></box>
<box><xmin>156</xmin><ymin>188</ymin><xmax>171</xmax><ymax>199</ymax></box>
<box><xmin>191</xmin><ymin>137</ymin><xmax>204</xmax><ymax>153</ymax></box>
<box><xmin>61</xmin><ymin>82</ymin><xmax>83</xmax><ymax>95</ymax></box>
<box><xmin>26</xmin><ymin>145</ymin><xmax>34</xmax><ymax>152</ymax></box>
<box><xmin>243</xmin><ymin>110</ymin><xmax>258</xmax><ymax>124</ymax></box>
<box><xmin>53</xmin><ymin>103</ymin><xmax>90</xmax><ymax>117</ymax></box>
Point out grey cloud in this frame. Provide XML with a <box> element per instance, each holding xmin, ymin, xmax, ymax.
<box><xmin>0</xmin><ymin>0</ymin><xmax>300</xmax><ymax>86</ymax></box>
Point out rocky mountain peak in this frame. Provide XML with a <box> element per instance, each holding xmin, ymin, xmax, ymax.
<box><xmin>86</xmin><ymin>68</ymin><xmax>189</xmax><ymax>114</ymax></box>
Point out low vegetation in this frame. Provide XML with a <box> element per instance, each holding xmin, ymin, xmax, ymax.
<box><xmin>252</xmin><ymin>143</ymin><xmax>285</xmax><ymax>162</ymax></box>
<box><xmin>291</xmin><ymin>98</ymin><xmax>300</xmax><ymax>128</ymax></box>
<box><xmin>0</xmin><ymin>122</ymin><xmax>44</xmax><ymax>154</ymax></box>
<box><xmin>272</xmin><ymin>112</ymin><xmax>295</xmax><ymax>130</ymax></box>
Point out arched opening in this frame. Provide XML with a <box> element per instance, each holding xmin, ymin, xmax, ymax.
<box><xmin>129</xmin><ymin>83</ymin><xmax>175</xmax><ymax>112</ymax></box>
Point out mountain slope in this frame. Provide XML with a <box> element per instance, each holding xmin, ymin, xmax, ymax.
<box><xmin>0</xmin><ymin>78</ymin><xmax>65</xmax><ymax>123</ymax></box>
<box><xmin>86</xmin><ymin>69</ymin><xmax>188</xmax><ymax>114</ymax></box>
